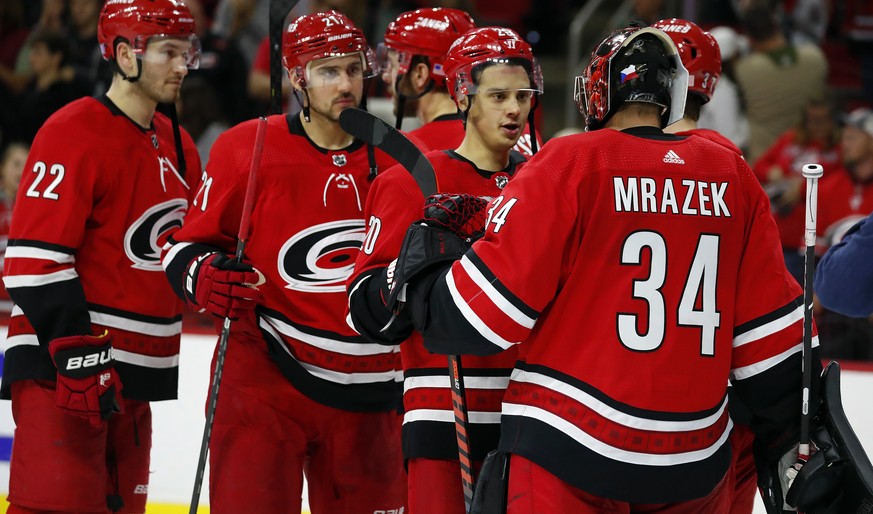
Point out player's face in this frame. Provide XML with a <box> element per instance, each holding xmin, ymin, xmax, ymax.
<box><xmin>466</xmin><ymin>64</ymin><xmax>533</xmax><ymax>152</ymax></box>
<box><xmin>842</xmin><ymin>126</ymin><xmax>873</xmax><ymax>169</ymax></box>
<box><xmin>1</xmin><ymin>145</ymin><xmax>28</xmax><ymax>199</ymax></box>
<box><xmin>304</xmin><ymin>53</ymin><xmax>364</xmax><ymax>122</ymax></box>
<box><xmin>136</xmin><ymin>37</ymin><xmax>192</xmax><ymax>104</ymax></box>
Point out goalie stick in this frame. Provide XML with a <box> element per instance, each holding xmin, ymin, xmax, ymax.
<box><xmin>800</xmin><ymin>163</ymin><xmax>823</xmax><ymax>461</ymax></box>
<box><xmin>189</xmin><ymin>117</ymin><xmax>268</xmax><ymax>514</ymax></box>
<box><xmin>338</xmin><ymin>107</ymin><xmax>476</xmax><ymax>513</ymax></box>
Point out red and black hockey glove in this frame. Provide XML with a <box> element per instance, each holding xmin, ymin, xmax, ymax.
<box><xmin>384</xmin><ymin>194</ymin><xmax>490</xmax><ymax>317</ymax></box>
<box><xmin>184</xmin><ymin>252</ymin><xmax>263</xmax><ymax>320</ymax></box>
<box><xmin>48</xmin><ymin>331</ymin><xmax>123</xmax><ymax>427</ymax></box>
<box><xmin>422</xmin><ymin>193</ymin><xmax>492</xmax><ymax>243</ymax></box>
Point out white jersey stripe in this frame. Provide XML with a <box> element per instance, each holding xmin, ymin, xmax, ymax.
<box><xmin>404</xmin><ymin>374</ymin><xmax>510</xmax><ymax>393</ymax></box>
<box><xmin>5</xmin><ymin>246</ymin><xmax>74</xmax><ymax>263</ymax></box>
<box><xmin>403</xmin><ymin>408</ymin><xmax>502</xmax><ymax>425</ymax></box>
<box><xmin>446</xmin><ymin>267</ymin><xmax>517</xmax><ymax>350</ymax></box>
<box><xmin>89</xmin><ymin>311</ymin><xmax>182</xmax><ymax>338</ymax></box>
<box><xmin>113</xmin><ymin>349</ymin><xmax>179</xmax><ymax>369</ymax></box>
<box><xmin>511</xmin><ymin>368</ymin><xmax>728</xmax><ymax>432</ymax></box>
<box><xmin>261</xmin><ymin>313</ymin><xmax>398</xmax><ymax>356</ymax></box>
<box><xmin>459</xmin><ymin>255</ymin><xmax>536</xmax><ymax>329</ymax></box>
<box><xmin>161</xmin><ymin>241</ymin><xmax>194</xmax><ymax>271</ymax></box>
<box><xmin>731</xmin><ymin>338</ymin><xmax>817</xmax><ymax>380</ymax></box>
<box><xmin>260</xmin><ymin>320</ymin><xmax>403</xmax><ymax>385</ymax></box>
<box><xmin>11</xmin><ymin>305</ymin><xmax>23</xmax><ymax>317</ymax></box>
<box><xmin>502</xmin><ymin>402</ymin><xmax>732</xmax><ymax>466</ymax></box>
<box><xmin>733</xmin><ymin>304</ymin><xmax>803</xmax><ymax>347</ymax></box>
<box><xmin>3</xmin><ymin>268</ymin><xmax>79</xmax><ymax>288</ymax></box>
<box><xmin>3</xmin><ymin>334</ymin><xmax>40</xmax><ymax>351</ymax></box>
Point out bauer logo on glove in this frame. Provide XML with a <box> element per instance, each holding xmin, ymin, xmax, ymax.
<box><xmin>49</xmin><ymin>330</ymin><xmax>124</xmax><ymax>427</ymax></box>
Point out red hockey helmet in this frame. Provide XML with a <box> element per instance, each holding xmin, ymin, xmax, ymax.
<box><xmin>444</xmin><ymin>27</ymin><xmax>543</xmax><ymax>104</ymax></box>
<box><xmin>282</xmin><ymin>10</ymin><xmax>376</xmax><ymax>86</ymax></box>
<box><xmin>382</xmin><ymin>8</ymin><xmax>476</xmax><ymax>87</ymax></box>
<box><xmin>574</xmin><ymin>25</ymin><xmax>688</xmax><ymax>130</ymax></box>
<box><xmin>652</xmin><ymin>18</ymin><xmax>721</xmax><ymax>102</ymax></box>
<box><xmin>98</xmin><ymin>0</ymin><xmax>199</xmax><ymax>68</ymax></box>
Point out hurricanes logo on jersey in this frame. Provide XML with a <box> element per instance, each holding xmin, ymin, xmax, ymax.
<box><xmin>124</xmin><ymin>199</ymin><xmax>187</xmax><ymax>271</ymax></box>
<box><xmin>278</xmin><ymin>219</ymin><xmax>366</xmax><ymax>292</ymax></box>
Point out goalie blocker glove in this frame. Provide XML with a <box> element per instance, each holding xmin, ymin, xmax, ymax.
<box><xmin>184</xmin><ymin>252</ymin><xmax>262</xmax><ymax>320</ymax></box>
<box><xmin>386</xmin><ymin>194</ymin><xmax>491</xmax><ymax>328</ymax></box>
<box><xmin>48</xmin><ymin>331</ymin><xmax>123</xmax><ymax>427</ymax></box>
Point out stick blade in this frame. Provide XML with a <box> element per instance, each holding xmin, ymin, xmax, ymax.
<box><xmin>339</xmin><ymin>108</ymin><xmax>437</xmax><ymax>196</ymax></box>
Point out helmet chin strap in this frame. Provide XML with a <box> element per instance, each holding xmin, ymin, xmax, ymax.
<box><xmin>393</xmin><ymin>74</ymin><xmax>435</xmax><ymax>129</ymax></box>
<box><xmin>117</xmin><ymin>53</ymin><xmax>144</xmax><ymax>83</ymax></box>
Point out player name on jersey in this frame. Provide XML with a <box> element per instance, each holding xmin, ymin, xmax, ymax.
<box><xmin>613</xmin><ymin>177</ymin><xmax>732</xmax><ymax>217</ymax></box>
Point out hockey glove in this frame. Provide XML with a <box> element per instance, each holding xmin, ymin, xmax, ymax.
<box><xmin>423</xmin><ymin>193</ymin><xmax>492</xmax><ymax>243</ymax></box>
<box><xmin>184</xmin><ymin>252</ymin><xmax>263</xmax><ymax>320</ymax></box>
<box><xmin>49</xmin><ymin>331</ymin><xmax>123</xmax><ymax>427</ymax></box>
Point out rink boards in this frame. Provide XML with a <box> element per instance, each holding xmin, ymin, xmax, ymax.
<box><xmin>2</xmin><ymin>331</ymin><xmax>873</xmax><ymax>513</ymax></box>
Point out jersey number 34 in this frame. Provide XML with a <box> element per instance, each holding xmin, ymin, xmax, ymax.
<box><xmin>619</xmin><ymin>231</ymin><xmax>720</xmax><ymax>356</ymax></box>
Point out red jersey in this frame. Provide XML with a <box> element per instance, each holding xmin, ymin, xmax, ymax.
<box><xmin>415</xmin><ymin>126</ymin><xmax>814</xmax><ymax>503</ymax></box>
<box><xmin>1</xmin><ymin>96</ymin><xmax>200</xmax><ymax>401</ymax></box>
<box><xmin>408</xmin><ymin>113</ymin><xmax>541</xmax><ymax>156</ymax></box>
<box><xmin>164</xmin><ymin>114</ymin><xmax>401</xmax><ymax>412</ymax></box>
<box><xmin>752</xmin><ymin>129</ymin><xmax>841</xmax><ymax>250</ymax></box>
<box><xmin>817</xmin><ymin>167</ymin><xmax>873</xmax><ymax>248</ymax></box>
<box><xmin>348</xmin><ymin>149</ymin><xmax>524</xmax><ymax>461</ymax></box>
<box><xmin>678</xmin><ymin>128</ymin><xmax>743</xmax><ymax>156</ymax></box>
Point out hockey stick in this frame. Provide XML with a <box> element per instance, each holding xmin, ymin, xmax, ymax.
<box><xmin>269</xmin><ymin>0</ymin><xmax>300</xmax><ymax>115</ymax></box>
<box><xmin>189</xmin><ymin>117</ymin><xmax>268</xmax><ymax>514</ymax></box>
<box><xmin>799</xmin><ymin>163</ymin><xmax>823</xmax><ymax>461</ymax></box>
<box><xmin>338</xmin><ymin>107</ymin><xmax>476</xmax><ymax>513</ymax></box>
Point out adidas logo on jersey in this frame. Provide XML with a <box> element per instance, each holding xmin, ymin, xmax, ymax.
<box><xmin>663</xmin><ymin>150</ymin><xmax>685</xmax><ymax>164</ymax></box>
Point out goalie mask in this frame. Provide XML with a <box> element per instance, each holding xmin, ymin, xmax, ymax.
<box><xmin>282</xmin><ymin>10</ymin><xmax>377</xmax><ymax>89</ymax></box>
<box><xmin>575</xmin><ymin>26</ymin><xmax>688</xmax><ymax>130</ymax></box>
<box><xmin>98</xmin><ymin>0</ymin><xmax>200</xmax><ymax>73</ymax></box>
<box><xmin>652</xmin><ymin>18</ymin><xmax>721</xmax><ymax>103</ymax></box>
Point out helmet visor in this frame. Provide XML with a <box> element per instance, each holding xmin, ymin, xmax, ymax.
<box><xmin>303</xmin><ymin>52</ymin><xmax>377</xmax><ymax>89</ymax></box>
<box><xmin>136</xmin><ymin>34</ymin><xmax>202</xmax><ymax>69</ymax></box>
<box><xmin>453</xmin><ymin>57</ymin><xmax>544</xmax><ymax>99</ymax></box>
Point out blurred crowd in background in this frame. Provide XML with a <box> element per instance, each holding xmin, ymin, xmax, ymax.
<box><xmin>1</xmin><ymin>0</ymin><xmax>872</xmax><ymax>361</ymax></box>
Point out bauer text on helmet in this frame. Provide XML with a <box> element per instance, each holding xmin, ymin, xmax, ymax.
<box><xmin>282</xmin><ymin>11</ymin><xmax>376</xmax><ymax>88</ymax></box>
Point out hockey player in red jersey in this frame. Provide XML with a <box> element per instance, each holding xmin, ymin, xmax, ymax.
<box><xmin>162</xmin><ymin>11</ymin><xmax>406</xmax><ymax>514</ymax></box>
<box><xmin>380</xmin><ymin>9</ymin><xmax>541</xmax><ymax>156</ymax></box>
<box><xmin>654</xmin><ymin>18</ymin><xmax>756</xmax><ymax>514</ymax></box>
<box><xmin>386</xmin><ymin>24</ymin><xmax>822</xmax><ymax>513</ymax></box>
<box><xmin>1</xmin><ymin>1</ymin><xmax>202</xmax><ymax>512</ymax></box>
<box><xmin>347</xmin><ymin>26</ymin><xmax>542</xmax><ymax>513</ymax></box>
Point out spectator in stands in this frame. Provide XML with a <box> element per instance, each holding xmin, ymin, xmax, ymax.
<box><xmin>753</xmin><ymin>98</ymin><xmax>842</xmax><ymax>282</ymax></box>
<box><xmin>814</xmin><ymin>107</ymin><xmax>873</xmax><ymax>360</ymax></box>
<box><xmin>843</xmin><ymin>0</ymin><xmax>873</xmax><ymax>106</ymax></box>
<box><xmin>179</xmin><ymin>77</ymin><xmax>230</xmax><ymax>164</ymax></box>
<box><xmin>698</xmin><ymin>26</ymin><xmax>749</xmax><ymax>152</ymax></box>
<box><xmin>735</xmin><ymin>2</ymin><xmax>827</xmax><ymax>161</ymax></box>
<box><xmin>0</xmin><ymin>0</ymin><xmax>30</xmax><ymax>143</ymax></box>
<box><xmin>17</xmin><ymin>30</ymin><xmax>92</xmax><ymax>144</ymax></box>
<box><xmin>211</xmin><ymin>0</ymin><xmax>268</xmax><ymax>69</ymax></box>
<box><xmin>66</xmin><ymin>0</ymin><xmax>102</xmax><ymax>82</ymax></box>
<box><xmin>185</xmin><ymin>0</ymin><xmax>254</xmax><ymax>125</ymax></box>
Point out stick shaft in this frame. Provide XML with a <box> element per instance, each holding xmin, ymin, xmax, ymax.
<box><xmin>449</xmin><ymin>354</ymin><xmax>475</xmax><ymax>513</ymax></box>
<box><xmin>799</xmin><ymin>163</ymin><xmax>823</xmax><ymax>459</ymax></box>
<box><xmin>189</xmin><ymin>117</ymin><xmax>268</xmax><ymax>513</ymax></box>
